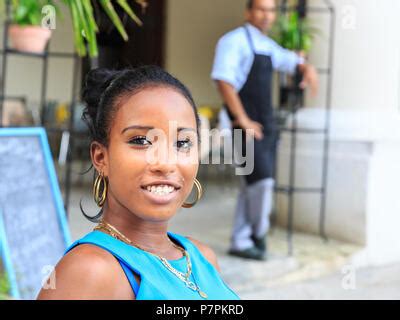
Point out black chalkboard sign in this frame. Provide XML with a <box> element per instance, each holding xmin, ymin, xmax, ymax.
<box><xmin>0</xmin><ymin>127</ymin><xmax>71</xmax><ymax>299</ymax></box>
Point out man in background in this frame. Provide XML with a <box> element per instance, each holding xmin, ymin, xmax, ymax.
<box><xmin>211</xmin><ymin>0</ymin><xmax>318</xmax><ymax>260</ymax></box>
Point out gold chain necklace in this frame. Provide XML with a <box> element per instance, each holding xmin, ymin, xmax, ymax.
<box><xmin>93</xmin><ymin>220</ymin><xmax>208</xmax><ymax>299</ymax></box>
<box><xmin>95</xmin><ymin>220</ymin><xmax>191</xmax><ymax>279</ymax></box>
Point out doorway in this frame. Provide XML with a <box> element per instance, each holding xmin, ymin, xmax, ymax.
<box><xmin>81</xmin><ymin>0</ymin><xmax>166</xmax><ymax>82</ymax></box>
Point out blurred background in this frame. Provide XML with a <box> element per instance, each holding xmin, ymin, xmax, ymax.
<box><xmin>1</xmin><ymin>0</ymin><xmax>400</xmax><ymax>299</ymax></box>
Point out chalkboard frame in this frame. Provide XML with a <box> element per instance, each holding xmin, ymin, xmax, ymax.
<box><xmin>0</xmin><ymin>127</ymin><xmax>71</xmax><ymax>299</ymax></box>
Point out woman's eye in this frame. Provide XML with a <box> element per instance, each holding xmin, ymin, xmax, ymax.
<box><xmin>128</xmin><ymin>136</ymin><xmax>152</xmax><ymax>146</ymax></box>
<box><xmin>176</xmin><ymin>139</ymin><xmax>193</xmax><ymax>151</ymax></box>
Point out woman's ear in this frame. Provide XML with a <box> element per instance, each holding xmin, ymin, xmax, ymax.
<box><xmin>91</xmin><ymin>141</ymin><xmax>109</xmax><ymax>176</ymax></box>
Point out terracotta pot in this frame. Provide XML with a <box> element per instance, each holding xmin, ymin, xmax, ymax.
<box><xmin>8</xmin><ymin>25</ymin><xmax>51</xmax><ymax>54</ymax></box>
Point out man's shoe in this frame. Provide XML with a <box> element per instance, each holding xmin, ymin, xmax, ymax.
<box><xmin>251</xmin><ymin>234</ymin><xmax>267</xmax><ymax>252</ymax></box>
<box><xmin>228</xmin><ymin>247</ymin><xmax>266</xmax><ymax>261</ymax></box>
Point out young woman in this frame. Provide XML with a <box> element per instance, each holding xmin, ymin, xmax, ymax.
<box><xmin>37</xmin><ymin>66</ymin><xmax>239</xmax><ymax>300</ymax></box>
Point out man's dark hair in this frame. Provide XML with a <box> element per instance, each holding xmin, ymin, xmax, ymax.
<box><xmin>247</xmin><ymin>0</ymin><xmax>254</xmax><ymax>9</ymax></box>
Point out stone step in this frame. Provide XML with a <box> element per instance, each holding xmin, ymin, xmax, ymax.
<box><xmin>216</xmin><ymin>228</ymin><xmax>362</xmax><ymax>296</ymax></box>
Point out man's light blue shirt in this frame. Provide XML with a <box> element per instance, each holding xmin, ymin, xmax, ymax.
<box><xmin>211</xmin><ymin>23</ymin><xmax>304</xmax><ymax>92</ymax></box>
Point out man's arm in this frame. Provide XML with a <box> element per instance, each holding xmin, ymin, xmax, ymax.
<box><xmin>297</xmin><ymin>62</ymin><xmax>319</xmax><ymax>97</ymax></box>
<box><xmin>270</xmin><ymin>40</ymin><xmax>319</xmax><ymax>97</ymax></box>
<box><xmin>216</xmin><ymin>80</ymin><xmax>264</xmax><ymax>140</ymax></box>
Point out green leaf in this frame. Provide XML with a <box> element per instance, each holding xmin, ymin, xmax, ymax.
<box><xmin>82</xmin><ymin>0</ymin><xmax>99</xmax><ymax>32</ymax></box>
<box><xmin>269</xmin><ymin>9</ymin><xmax>319</xmax><ymax>53</ymax></box>
<box><xmin>68</xmin><ymin>0</ymin><xmax>87</xmax><ymax>57</ymax></box>
<box><xmin>0</xmin><ymin>272</ymin><xmax>10</xmax><ymax>297</ymax></box>
<box><xmin>74</xmin><ymin>0</ymin><xmax>91</xmax><ymax>41</ymax></box>
<box><xmin>116</xmin><ymin>0</ymin><xmax>143</xmax><ymax>27</ymax></box>
<box><xmin>9</xmin><ymin>0</ymin><xmax>58</xmax><ymax>26</ymax></box>
<box><xmin>82</xmin><ymin>0</ymin><xmax>99</xmax><ymax>57</ymax></box>
<box><xmin>62</xmin><ymin>0</ymin><xmax>143</xmax><ymax>57</ymax></box>
<box><xmin>99</xmin><ymin>0</ymin><xmax>129</xmax><ymax>41</ymax></box>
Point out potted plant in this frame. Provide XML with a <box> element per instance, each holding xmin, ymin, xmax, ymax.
<box><xmin>270</xmin><ymin>10</ymin><xmax>318</xmax><ymax>110</ymax></box>
<box><xmin>2</xmin><ymin>0</ymin><xmax>145</xmax><ymax>57</ymax></box>
<box><xmin>6</xmin><ymin>0</ymin><xmax>57</xmax><ymax>53</ymax></box>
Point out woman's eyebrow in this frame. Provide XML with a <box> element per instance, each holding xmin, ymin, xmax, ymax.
<box><xmin>121</xmin><ymin>125</ymin><xmax>154</xmax><ymax>134</ymax></box>
<box><xmin>121</xmin><ymin>126</ymin><xmax>196</xmax><ymax>134</ymax></box>
<box><xmin>178</xmin><ymin>127</ymin><xmax>196</xmax><ymax>133</ymax></box>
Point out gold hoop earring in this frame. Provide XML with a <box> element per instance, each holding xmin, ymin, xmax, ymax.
<box><xmin>93</xmin><ymin>171</ymin><xmax>108</xmax><ymax>207</ymax></box>
<box><xmin>182</xmin><ymin>178</ymin><xmax>203</xmax><ymax>208</ymax></box>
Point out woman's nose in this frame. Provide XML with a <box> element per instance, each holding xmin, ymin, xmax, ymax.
<box><xmin>146</xmin><ymin>142</ymin><xmax>178</xmax><ymax>174</ymax></box>
<box><xmin>148</xmin><ymin>158</ymin><xmax>177</xmax><ymax>175</ymax></box>
<box><xmin>149</xmin><ymin>166</ymin><xmax>176</xmax><ymax>177</ymax></box>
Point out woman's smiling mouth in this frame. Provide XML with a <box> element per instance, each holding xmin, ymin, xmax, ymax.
<box><xmin>140</xmin><ymin>181</ymin><xmax>182</xmax><ymax>205</ymax></box>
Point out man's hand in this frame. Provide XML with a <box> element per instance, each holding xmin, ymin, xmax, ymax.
<box><xmin>233</xmin><ymin>117</ymin><xmax>264</xmax><ymax>141</ymax></box>
<box><xmin>216</xmin><ymin>80</ymin><xmax>264</xmax><ymax>140</ymax></box>
<box><xmin>299</xmin><ymin>64</ymin><xmax>319</xmax><ymax>97</ymax></box>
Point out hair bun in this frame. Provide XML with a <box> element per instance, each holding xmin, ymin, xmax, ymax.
<box><xmin>82</xmin><ymin>68</ymin><xmax>120</xmax><ymax>124</ymax></box>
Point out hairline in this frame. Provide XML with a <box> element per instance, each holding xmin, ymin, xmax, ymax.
<box><xmin>101</xmin><ymin>83</ymin><xmax>200</xmax><ymax>146</ymax></box>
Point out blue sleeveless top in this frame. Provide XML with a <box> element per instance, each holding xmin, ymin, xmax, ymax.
<box><xmin>64</xmin><ymin>231</ymin><xmax>240</xmax><ymax>300</ymax></box>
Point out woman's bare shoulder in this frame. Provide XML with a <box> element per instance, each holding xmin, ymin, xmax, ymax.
<box><xmin>185</xmin><ymin>236</ymin><xmax>221</xmax><ymax>272</ymax></box>
<box><xmin>36</xmin><ymin>243</ymin><xmax>134</xmax><ymax>300</ymax></box>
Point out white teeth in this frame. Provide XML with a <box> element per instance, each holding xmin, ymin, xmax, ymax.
<box><xmin>145</xmin><ymin>184</ymin><xmax>175</xmax><ymax>196</ymax></box>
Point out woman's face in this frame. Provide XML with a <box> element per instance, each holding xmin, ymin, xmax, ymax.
<box><xmin>92</xmin><ymin>86</ymin><xmax>199</xmax><ymax>222</ymax></box>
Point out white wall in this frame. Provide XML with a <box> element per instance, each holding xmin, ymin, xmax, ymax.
<box><xmin>165</xmin><ymin>0</ymin><xmax>247</xmax><ymax>106</ymax></box>
<box><xmin>307</xmin><ymin>0</ymin><xmax>400</xmax><ymax>112</ymax></box>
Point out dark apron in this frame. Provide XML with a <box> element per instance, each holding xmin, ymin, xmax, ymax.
<box><xmin>226</xmin><ymin>25</ymin><xmax>278</xmax><ymax>185</ymax></box>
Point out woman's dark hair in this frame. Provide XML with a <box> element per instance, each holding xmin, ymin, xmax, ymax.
<box><xmin>82</xmin><ymin>65</ymin><xmax>201</xmax><ymax>146</ymax></box>
<box><xmin>80</xmin><ymin>65</ymin><xmax>201</xmax><ymax>222</ymax></box>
